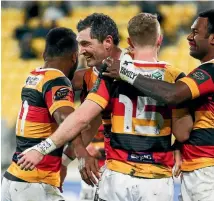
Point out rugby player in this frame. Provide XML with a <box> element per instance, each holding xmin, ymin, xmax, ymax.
<box><xmin>104</xmin><ymin>9</ymin><xmax>214</xmax><ymax>201</ymax></box>
<box><xmin>17</xmin><ymin>13</ymin><xmax>192</xmax><ymax>201</ymax></box>
<box><xmin>71</xmin><ymin>13</ymin><xmax>124</xmax><ymax>201</ymax></box>
<box><xmin>1</xmin><ymin>27</ymin><xmax>98</xmax><ymax>201</ymax></box>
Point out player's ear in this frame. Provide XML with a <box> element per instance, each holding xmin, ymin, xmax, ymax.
<box><xmin>209</xmin><ymin>33</ymin><xmax>214</xmax><ymax>45</ymax></box>
<box><xmin>157</xmin><ymin>35</ymin><xmax>163</xmax><ymax>46</ymax></box>
<box><xmin>71</xmin><ymin>52</ymin><xmax>78</xmax><ymax>65</ymax></box>
<box><xmin>103</xmin><ymin>35</ymin><xmax>113</xmax><ymax>51</ymax></box>
<box><xmin>127</xmin><ymin>37</ymin><xmax>134</xmax><ymax>48</ymax></box>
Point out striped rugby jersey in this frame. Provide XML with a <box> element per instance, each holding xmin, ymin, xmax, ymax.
<box><xmin>86</xmin><ymin>58</ymin><xmax>187</xmax><ymax>178</ymax></box>
<box><xmin>79</xmin><ymin>49</ymin><xmax>129</xmax><ymax>164</ymax></box>
<box><xmin>4</xmin><ymin>68</ymin><xmax>74</xmax><ymax>187</ymax></box>
<box><xmin>179</xmin><ymin>59</ymin><xmax>214</xmax><ymax>171</ymax></box>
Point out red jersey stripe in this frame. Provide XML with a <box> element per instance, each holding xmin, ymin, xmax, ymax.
<box><xmin>19</xmin><ymin>105</ymin><xmax>53</xmax><ymax>123</ymax></box>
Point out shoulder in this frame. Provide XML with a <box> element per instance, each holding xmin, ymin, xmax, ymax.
<box><xmin>193</xmin><ymin>62</ymin><xmax>214</xmax><ymax>80</ymax></box>
<box><xmin>41</xmin><ymin>69</ymin><xmax>72</xmax><ymax>92</ymax></box>
<box><xmin>41</xmin><ymin>68</ymin><xmax>67</xmax><ymax>83</ymax></box>
<box><xmin>164</xmin><ymin>63</ymin><xmax>186</xmax><ymax>82</ymax></box>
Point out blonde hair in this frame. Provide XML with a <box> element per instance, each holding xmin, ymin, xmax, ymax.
<box><xmin>128</xmin><ymin>13</ymin><xmax>160</xmax><ymax>47</ymax></box>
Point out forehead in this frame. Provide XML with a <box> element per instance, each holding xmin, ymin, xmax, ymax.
<box><xmin>191</xmin><ymin>17</ymin><xmax>208</xmax><ymax>31</ymax></box>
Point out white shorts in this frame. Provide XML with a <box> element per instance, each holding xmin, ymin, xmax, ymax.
<box><xmin>1</xmin><ymin>177</ymin><xmax>65</xmax><ymax>201</ymax></box>
<box><xmin>179</xmin><ymin>166</ymin><xmax>214</xmax><ymax>201</ymax></box>
<box><xmin>98</xmin><ymin>168</ymin><xmax>174</xmax><ymax>201</ymax></box>
<box><xmin>79</xmin><ymin>180</ymin><xmax>98</xmax><ymax>201</ymax></box>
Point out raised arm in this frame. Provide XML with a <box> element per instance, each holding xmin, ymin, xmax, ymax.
<box><xmin>103</xmin><ymin>56</ymin><xmax>214</xmax><ymax>105</ymax></box>
<box><xmin>132</xmin><ymin>76</ymin><xmax>191</xmax><ymax>105</ymax></box>
<box><xmin>103</xmin><ymin>56</ymin><xmax>191</xmax><ymax>105</ymax></box>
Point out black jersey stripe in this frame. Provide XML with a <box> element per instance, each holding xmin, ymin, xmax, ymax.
<box><xmin>110</xmin><ymin>132</ymin><xmax>172</xmax><ymax>152</ymax></box>
<box><xmin>21</xmin><ymin>88</ymin><xmax>46</xmax><ymax>107</ymax></box>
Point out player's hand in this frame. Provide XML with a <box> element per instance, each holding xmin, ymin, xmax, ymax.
<box><xmin>173</xmin><ymin>150</ymin><xmax>182</xmax><ymax>178</ymax></box>
<box><xmin>86</xmin><ymin>144</ymin><xmax>102</xmax><ymax>159</ymax></box>
<box><xmin>59</xmin><ymin>164</ymin><xmax>67</xmax><ymax>193</ymax></box>
<box><xmin>174</xmin><ymin>160</ymin><xmax>182</xmax><ymax>178</ymax></box>
<box><xmin>17</xmin><ymin>149</ymin><xmax>44</xmax><ymax>171</ymax></box>
<box><xmin>102</xmin><ymin>57</ymin><xmax>121</xmax><ymax>79</ymax></box>
<box><xmin>78</xmin><ymin>154</ymin><xmax>100</xmax><ymax>187</ymax></box>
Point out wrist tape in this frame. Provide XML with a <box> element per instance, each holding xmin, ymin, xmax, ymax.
<box><xmin>31</xmin><ymin>138</ymin><xmax>57</xmax><ymax>155</ymax></box>
<box><xmin>119</xmin><ymin>54</ymin><xmax>139</xmax><ymax>85</ymax></box>
<box><xmin>62</xmin><ymin>153</ymin><xmax>75</xmax><ymax>166</ymax></box>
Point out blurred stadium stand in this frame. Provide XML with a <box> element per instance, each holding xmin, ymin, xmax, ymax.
<box><xmin>1</xmin><ymin>1</ymin><xmax>213</xmax><ymax>200</ymax></box>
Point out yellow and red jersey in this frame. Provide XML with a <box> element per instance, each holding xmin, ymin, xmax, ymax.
<box><xmin>5</xmin><ymin>68</ymin><xmax>74</xmax><ymax>187</ymax></box>
<box><xmin>87</xmin><ymin>59</ymin><xmax>187</xmax><ymax>178</ymax></box>
<box><xmin>80</xmin><ymin>67</ymin><xmax>109</xmax><ymax>167</ymax></box>
<box><xmin>179</xmin><ymin>60</ymin><xmax>214</xmax><ymax>171</ymax></box>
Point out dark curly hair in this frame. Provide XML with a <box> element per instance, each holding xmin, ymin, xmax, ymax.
<box><xmin>43</xmin><ymin>27</ymin><xmax>78</xmax><ymax>59</ymax></box>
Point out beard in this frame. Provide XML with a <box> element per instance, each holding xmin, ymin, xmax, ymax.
<box><xmin>68</xmin><ymin>59</ymin><xmax>78</xmax><ymax>80</ymax></box>
<box><xmin>190</xmin><ymin>48</ymin><xmax>208</xmax><ymax>61</ymax></box>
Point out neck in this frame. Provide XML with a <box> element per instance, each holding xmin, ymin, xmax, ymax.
<box><xmin>110</xmin><ymin>46</ymin><xmax>122</xmax><ymax>60</ymax></box>
<box><xmin>43</xmin><ymin>58</ymin><xmax>69</xmax><ymax>76</ymax></box>
<box><xmin>200</xmin><ymin>52</ymin><xmax>214</xmax><ymax>63</ymax></box>
<box><xmin>133</xmin><ymin>46</ymin><xmax>158</xmax><ymax>62</ymax></box>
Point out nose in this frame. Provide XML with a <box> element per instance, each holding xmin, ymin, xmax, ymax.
<box><xmin>187</xmin><ymin>32</ymin><xmax>194</xmax><ymax>41</ymax></box>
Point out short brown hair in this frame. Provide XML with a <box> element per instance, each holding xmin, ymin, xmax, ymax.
<box><xmin>128</xmin><ymin>13</ymin><xmax>160</xmax><ymax>47</ymax></box>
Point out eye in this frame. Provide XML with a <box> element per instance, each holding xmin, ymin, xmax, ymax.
<box><xmin>193</xmin><ymin>30</ymin><xmax>198</xmax><ymax>35</ymax></box>
<box><xmin>80</xmin><ymin>41</ymin><xmax>90</xmax><ymax>47</ymax></box>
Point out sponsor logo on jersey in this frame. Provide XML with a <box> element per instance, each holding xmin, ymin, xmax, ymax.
<box><xmin>120</xmin><ymin>66</ymin><xmax>138</xmax><ymax>80</ymax></box>
<box><xmin>54</xmin><ymin>87</ymin><xmax>70</xmax><ymax>100</ymax></box>
<box><xmin>25</xmin><ymin>75</ymin><xmax>43</xmax><ymax>86</ymax></box>
<box><xmin>152</xmin><ymin>71</ymin><xmax>163</xmax><ymax>80</ymax></box>
<box><xmin>128</xmin><ymin>152</ymin><xmax>155</xmax><ymax>163</ymax></box>
<box><xmin>190</xmin><ymin>69</ymin><xmax>210</xmax><ymax>84</ymax></box>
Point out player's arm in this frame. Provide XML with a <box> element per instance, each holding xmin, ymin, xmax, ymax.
<box><xmin>124</xmin><ymin>63</ymin><xmax>214</xmax><ymax>104</ymax></box>
<box><xmin>171</xmin><ymin>103</ymin><xmax>193</xmax><ymax>177</ymax></box>
<box><xmin>132</xmin><ymin>76</ymin><xmax>191</xmax><ymax>105</ymax></box>
<box><xmin>172</xmin><ymin>113</ymin><xmax>193</xmax><ymax>142</ymax></box>
<box><xmin>72</xmin><ymin>68</ymin><xmax>89</xmax><ymax>91</ymax></box>
<box><xmin>17</xmin><ymin>100</ymin><xmax>103</xmax><ymax>171</ymax></box>
<box><xmin>50</xmin><ymin>100</ymin><xmax>103</xmax><ymax>147</ymax></box>
<box><xmin>17</xmin><ymin>73</ymin><xmax>111</xmax><ymax>170</ymax></box>
<box><xmin>104</xmin><ymin>56</ymin><xmax>214</xmax><ymax>105</ymax></box>
<box><xmin>73</xmin><ymin>114</ymin><xmax>102</xmax><ymax>158</ymax></box>
<box><xmin>53</xmin><ymin>107</ymin><xmax>101</xmax><ymax>162</ymax></box>
<box><xmin>103</xmin><ymin>56</ymin><xmax>191</xmax><ymax>104</ymax></box>
<box><xmin>171</xmin><ymin>111</ymin><xmax>193</xmax><ymax>177</ymax></box>
<box><xmin>62</xmin><ymin>114</ymin><xmax>102</xmax><ymax>186</ymax></box>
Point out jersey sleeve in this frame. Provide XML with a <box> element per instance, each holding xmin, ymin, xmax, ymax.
<box><xmin>42</xmin><ymin>76</ymin><xmax>75</xmax><ymax>115</ymax></box>
<box><xmin>86</xmin><ymin>75</ymin><xmax>113</xmax><ymax>110</ymax></box>
<box><xmin>179</xmin><ymin>63</ymin><xmax>214</xmax><ymax>99</ymax></box>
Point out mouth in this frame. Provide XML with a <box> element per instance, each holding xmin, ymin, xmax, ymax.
<box><xmin>189</xmin><ymin>42</ymin><xmax>196</xmax><ymax>49</ymax></box>
<box><xmin>85</xmin><ymin>55</ymin><xmax>93</xmax><ymax>61</ymax></box>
